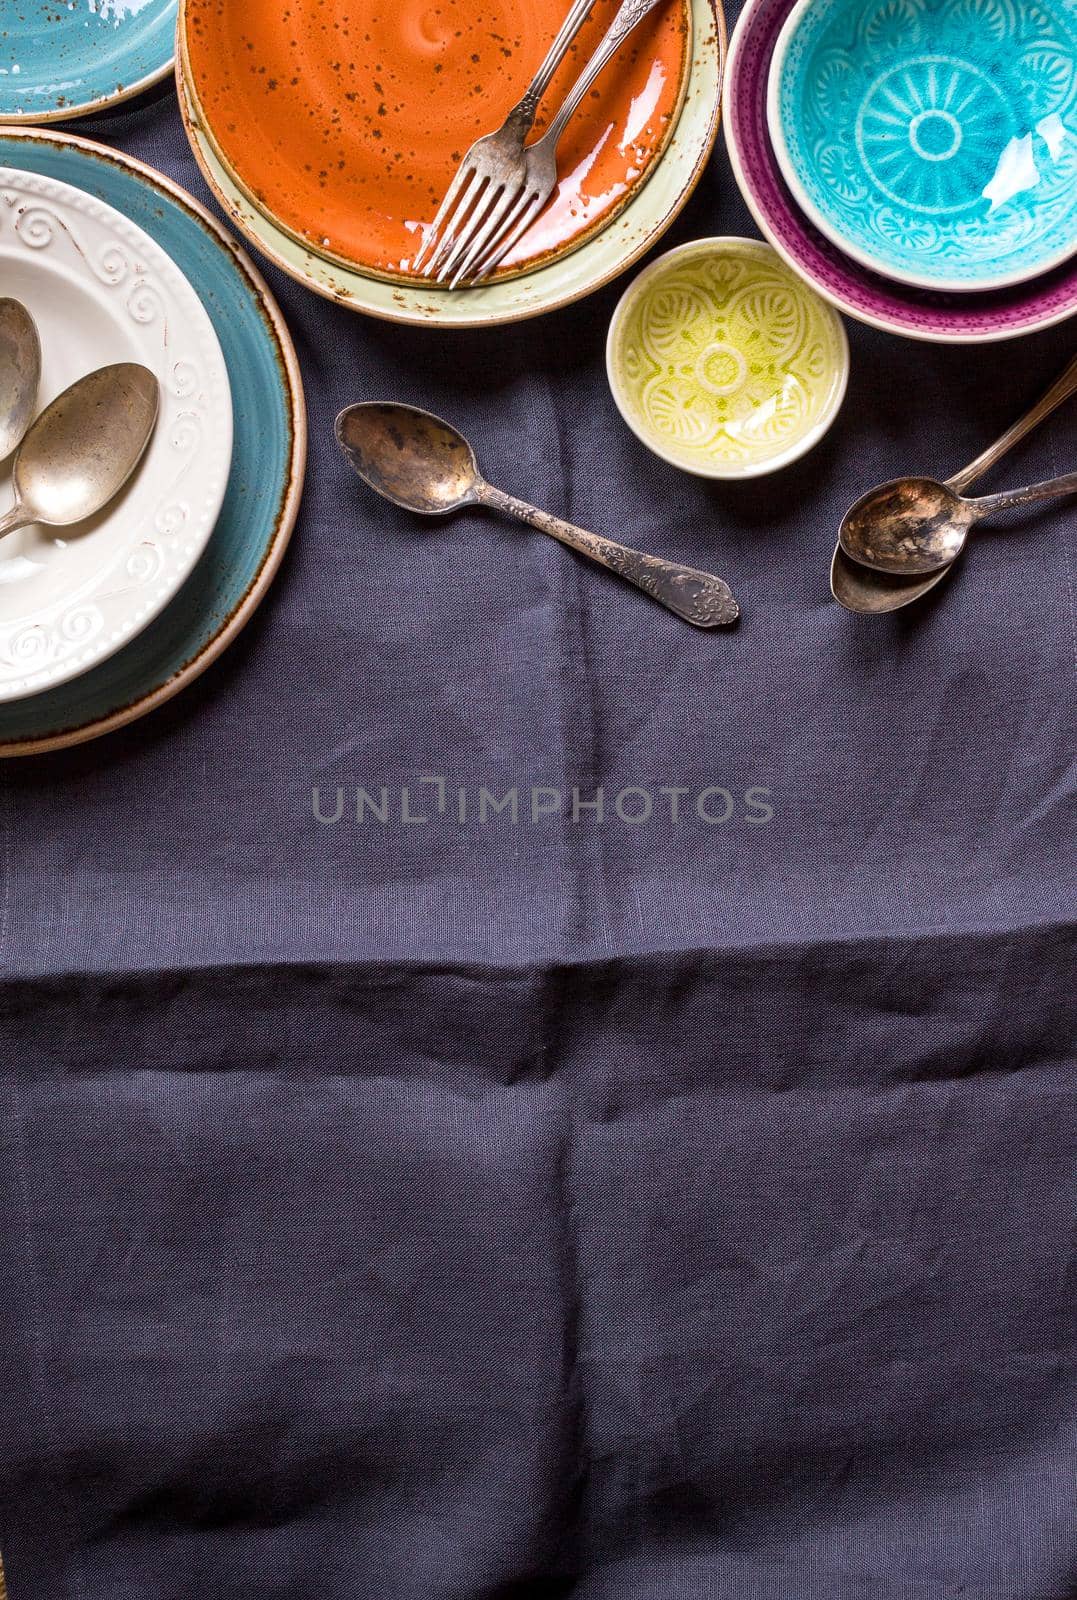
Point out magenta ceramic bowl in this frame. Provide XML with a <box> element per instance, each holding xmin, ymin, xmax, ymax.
<box><xmin>724</xmin><ymin>0</ymin><xmax>1077</xmax><ymax>344</ymax></box>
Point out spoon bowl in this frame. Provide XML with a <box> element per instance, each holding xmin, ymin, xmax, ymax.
<box><xmin>336</xmin><ymin>403</ymin><xmax>479</xmax><ymax>516</ymax></box>
<box><xmin>832</xmin><ymin>348</ymin><xmax>1077</xmax><ymax>610</ymax></box>
<box><xmin>0</xmin><ymin>363</ymin><xmax>159</xmax><ymax>541</ymax></box>
<box><xmin>840</xmin><ymin>464</ymin><xmax>1077</xmax><ymax>577</ymax></box>
<box><xmin>0</xmin><ymin>298</ymin><xmax>41</xmax><ymax>463</ymax></box>
<box><xmin>830</xmin><ymin>544</ymin><xmax>952</xmax><ymax>615</ymax></box>
<box><xmin>840</xmin><ymin>477</ymin><xmax>976</xmax><ymax>575</ymax></box>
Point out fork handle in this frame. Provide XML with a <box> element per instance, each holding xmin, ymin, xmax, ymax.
<box><xmin>515</xmin><ymin>0</ymin><xmax>601</xmax><ymax>126</ymax></box>
<box><xmin>538</xmin><ymin>0</ymin><xmax>675</xmax><ymax>149</ymax></box>
<box><xmin>478</xmin><ymin>484</ymin><xmax>739</xmax><ymax>627</ymax></box>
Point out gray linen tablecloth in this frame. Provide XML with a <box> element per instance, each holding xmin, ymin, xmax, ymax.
<box><xmin>0</xmin><ymin>6</ymin><xmax>1075</xmax><ymax>1595</ymax></box>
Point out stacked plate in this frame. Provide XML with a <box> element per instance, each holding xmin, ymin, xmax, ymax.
<box><xmin>176</xmin><ymin>0</ymin><xmax>727</xmax><ymax>327</ymax></box>
<box><xmin>0</xmin><ymin>129</ymin><xmax>305</xmax><ymax>757</ymax></box>
<box><xmin>725</xmin><ymin>0</ymin><xmax>1077</xmax><ymax>342</ymax></box>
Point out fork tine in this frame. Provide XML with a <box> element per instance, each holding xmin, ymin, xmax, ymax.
<box><xmin>424</xmin><ymin>170</ymin><xmax>487</xmax><ymax>278</ymax></box>
<box><xmin>470</xmin><ymin>190</ymin><xmax>544</xmax><ymax>285</ymax></box>
<box><xmin>435</xmin><ymin>179</ymin><xmax>506</xmax><ymax>284</ymax></box>
<box><xmin>464</xmin><ymin>187</ymin><xmax>536</xmax><ymax>282</ymax></box>
<box><xmin>422</xmin><ymin>167</ymin><xmax>486</xmax><ymax>276</ymax></box>
<box><xmin>446</xmin><ymin>182</ymin><xmax>524</xmax><ymax>288</ymax></box>
<box><xmin>413</xmin><ymin>161</ymin><xmax>476</xmax><ymax>272</ymax></box>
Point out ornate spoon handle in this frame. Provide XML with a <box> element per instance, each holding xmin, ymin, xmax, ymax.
<box><xmin>0</xmin><ymin>501</ymin><xmax>29</xmax><ymax>542</ymax></box>
<box><xmin>478</xmin><ymin>483</ymin><xmax>739</xmax><ymax>627</ymax></box>
<box><xmin>538</xmin><ymin>0</ymin><xmax>673</xmax><ymax>149</ymax></box>
<box><xmin>968</xmin><ymin>469</ymin><xmax>1077</xmax><ymax>518</ymax></box>
<box><xmin>947</xmin><ymin>351</ymin><xmax>1077</xmax><ymax>494</ymax></box>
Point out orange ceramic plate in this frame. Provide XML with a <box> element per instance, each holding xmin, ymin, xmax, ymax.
<box><xmin>181</xmin><ymin>0</ymin><xmax>691</xmax><ymax>282</ymax></box>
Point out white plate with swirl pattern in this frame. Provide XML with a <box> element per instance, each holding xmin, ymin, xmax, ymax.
<box><xmin>0</xmin><ymin>165</ymin><xmax>232</xmax><ymax>702</ymax></box>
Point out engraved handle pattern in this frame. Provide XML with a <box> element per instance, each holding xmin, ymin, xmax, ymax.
<box><xmin>541</xmin><ymin>0</ymin><xmax>673</xmax><ymax>147</ymax></box>
<box><xmin>947</xmin><ymin>351</ymin><xmax>1077</xmax><ymax>494</ymax></box>
<box><xmin>480</xmin><ymin>485</ymin><xmax>739</xmax><ymax>627</ymax></box>
<box><xmin>967</xmin><ymin>469</ymin><xmax>1077</xmax><ymax>518</ymax></box>
<box><xmin>516</xmin><ymin>0</ymin><xmax>600</xmax><ymax>124</ymax></box>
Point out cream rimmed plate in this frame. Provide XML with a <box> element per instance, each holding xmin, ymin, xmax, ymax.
<box><xmin>0</xmin><ymin>165</ymin><xmax>232</xmax><ymax>702</ymax></box>
<box><xmin>176</xmin><ymin>0</ymin><xmax>726</xmax><ymax>328</ymax></box>
<box><xmin>606</xmin><ymin>236</ymin><xmax>848</xmax><ymax>477</ymax></box>
<box><xmin>178</xmin><ymin>0</ymin><xmax>692</xmax><ymax>284</ymax></box>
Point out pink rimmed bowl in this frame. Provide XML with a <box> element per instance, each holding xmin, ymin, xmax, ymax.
<box><xmin>724</xmin><ymin>0</ymin><xmax>1077</xmax><ymax>344</ymax></box>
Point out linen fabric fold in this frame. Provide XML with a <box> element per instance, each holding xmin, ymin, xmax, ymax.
<box><xmin>0</xmin><ymin>17</ymin><xmax>1075</xmax><ymax>1594</ymax></box>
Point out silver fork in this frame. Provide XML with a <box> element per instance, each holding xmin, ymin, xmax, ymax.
<box><xmin>432</xmin><ymin>0</ymin><xmax>676</xmax><ymax>289</ymax></box>
<box><xmin>412</xmin><ymin>0</ymin><xmax>598</xmax><ymax>281</ymax></box>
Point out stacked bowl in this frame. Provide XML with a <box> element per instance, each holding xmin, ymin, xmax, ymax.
<box><xmin>725</xmin><ymin>0</ymin><xmax>1077</xmax><ymax>342</ymax></box>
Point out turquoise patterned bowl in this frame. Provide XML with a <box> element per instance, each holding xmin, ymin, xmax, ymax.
<box><xmin>767</xmin><ymin>0</ymin><xmax>1077</xmax><ymax>292</ymax></box>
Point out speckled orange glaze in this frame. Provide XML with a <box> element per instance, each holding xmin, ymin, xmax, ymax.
<box><xmin>182</xmin><ymin>0</ymin><xmax>690</xmax><ymax>280</ymax></box>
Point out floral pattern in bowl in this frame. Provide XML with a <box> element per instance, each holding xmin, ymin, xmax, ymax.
<box><xmin>606</xmin><ymin>237</ymin><xmax>849</xmax><ymax>478</ymax></box>
<box><xmin>768</xmin><ymin>0</ymin><xmax>1077</xmax><ymax>292</ymax></box>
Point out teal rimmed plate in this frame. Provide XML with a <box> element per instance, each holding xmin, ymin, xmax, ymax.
<box><xmin>0</xmin><ymin>1</ymin><xmax>177</xmax><ymax>125</ymax></box>
<box><xmin>768</xmin><ymin>0</ymin><xmax>1077</xmax><ymax>292</ymax></box>
<box><xmin>0</xmin><ymin>127</ymin><xmax>306</xmax><ymax>758</ymax></box>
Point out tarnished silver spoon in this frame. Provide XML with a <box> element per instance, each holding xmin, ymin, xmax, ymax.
<box><xmin>840</xmin><ymin>469</ymin><xmax>1077</xmax><ymax>576</ymax></box>
<box><xmin>830</xmin><ymin>546</ymin><xmax>950</xmax><ymax>615</ymax></box>
<box><xmin>0</xmin><ymin>298</ymin><xmax>41</xmax><ymax>463</ymax></box>
<box><xmin>336</xmin><ymin>403</ymin><xmax>739</xmax><ymax>628</ymax></box>
<box><xmin>0</xmin><ymin>363</ymin><xmax>159</xmax><ymax>543</ymax></box>
<box><xmin>833</xmin><ymin>349</ymin><xmax>1077</xmax><ymax>613</ymax></box>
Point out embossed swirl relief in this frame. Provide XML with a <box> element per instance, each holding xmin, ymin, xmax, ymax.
<box><xmin>0</xmin><ymin>540</ymin><xmax>168</xmax><ymax>675</ymax></box>
<box><xmin>788</xmin><ymin>0</ymin><xmax>1077</xmax><ymax>265</ymax></box>
<box><xmin>620</xmin><ymin>257</ymin><xmax>840</xmax><ymax>464</ymax></box>
<box><xmin>0</xmin><ymin>184</ymin><xmax>170</xmax><ymax>324</ymax></box>
<box><xmin>0</xmin><ymin>175</ymin><xmax>216</xmax><ymax>680</ymax></box>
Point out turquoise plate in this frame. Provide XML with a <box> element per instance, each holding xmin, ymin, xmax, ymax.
<box><xmin>768</xmin><ymin>0</ymin><xmax>1077</xmax><ymax>292</ymax></box>
<box><xmin>0</xmin><ymin>128</ymin><xmax>306</xmax><ymax>758</ymax></box>
<box><xmin>0</xmin><ymin>0</ymin><xmax>177</xmax><ymax>124</ymax></box>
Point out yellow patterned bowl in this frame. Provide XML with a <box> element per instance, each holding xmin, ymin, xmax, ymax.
<box><xmin>606</xmin><ymin>236</ymin><xmax>848</xmax><ymax>479</ymax></box>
